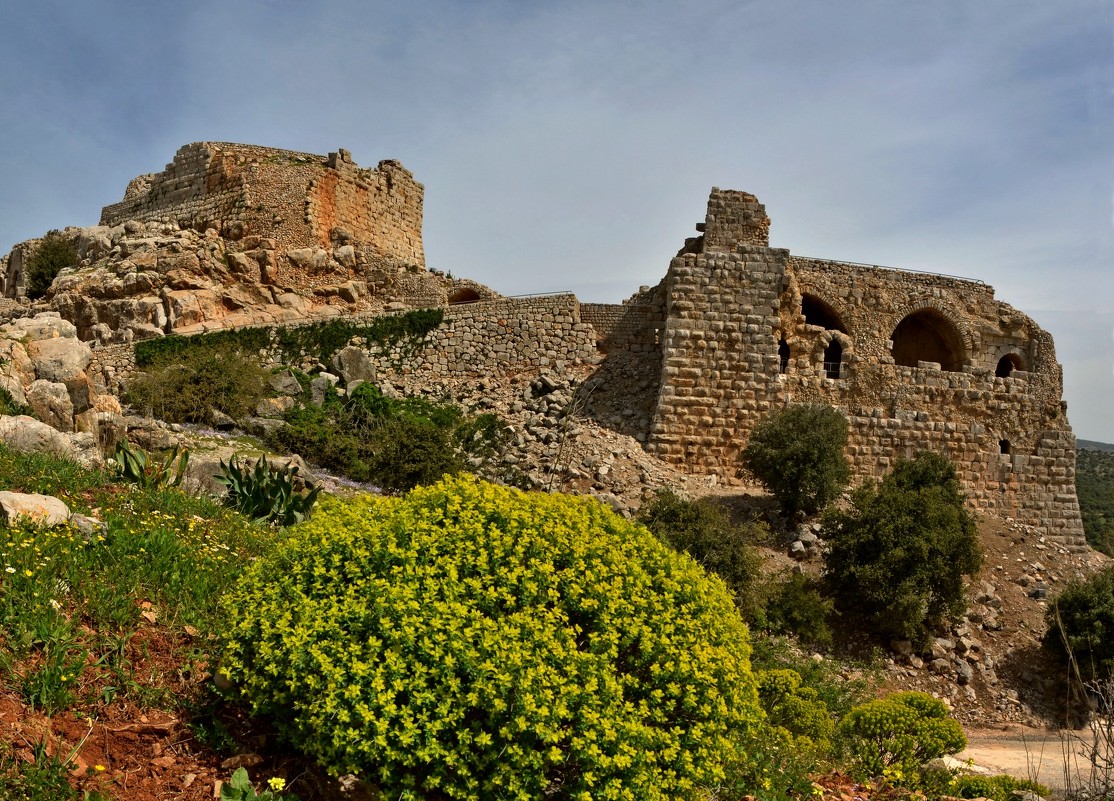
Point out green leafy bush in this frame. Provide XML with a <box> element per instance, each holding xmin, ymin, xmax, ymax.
<box><xmin>219</xmin><ymin>475</ymin><xmax>763</xmax><ymax>800</ymax></box>
<box><xmin>0</xmin><ymin>385</ymin><xmax>31</xmax><ymax>417</ymax></box>
<box><xmin>823</xmin><ymin>451</ymin><xmax>982</xmax><ymax>643</ymax></box>
<box><xmin>125</xmin><ymin>344</ymin><xmax>269</xmax><ymax>424</ymax></box>
<box><xmin>837</xmin><ymin>691</ymin><xmax>966</xmax><ymax>781</ymax></box>
<box><xmin>1045</xmin><ymin>565</ymin><xmax>1114</xmax><ymax>681</ymax></box>
<box><xmin>760</xmin><ymin>572</ymin><xmax>834</xmax><ymax>648</ymax></box>
<box><xmin>951</xmin><ymin>774</ymin><xmax>1050</xmax><ymax>801</ymax></box>
<box><xmin>215</xmin><ymin>455</ymin><xmax>321</xmax><ymax>527</ymax></box>
<box><xmin>267</xmin><ymin>382</ymin><xmax>503</xmax><ymax>492</ymax></box>
<box><xmin>637</xmin><ymin>489</ymin><xmax>766</xmax><ymax>618</ymax></box>
<box><xmin>741</xmin><ymin>403</ymin><xmax>851</xmax><ymax>517</ymax></box>
<box><xmin>25</xmin><ymin>231</ymin><xmax>77</xmax><ymax>300</ymax></box>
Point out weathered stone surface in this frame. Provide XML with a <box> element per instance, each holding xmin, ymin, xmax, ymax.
<box><xmin>331</xmin><ymin>346</ymin><xmax>376</xmax><ymax>385</ymax></box>
<box><xmin>0</xmin><ymin>415</ymin><xmax>75</xmax><ymax>459</ymax></box>
<box><xmin>26</xmin><ymin>380</ymin><xmax>74</xmax><ymax>432</ymax></box>
<box><xmin>25</xmin><ymin>336</ymin><xmax>92</xmax><ymax>382</ymax></box>
<box><xmin>0</xmin><ymin>491</ymin><xmax>70</xmax><ymax>527</ymax></box>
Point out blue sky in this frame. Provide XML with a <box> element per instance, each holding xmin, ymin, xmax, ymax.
<box><xmin>1</xmin><ymin>1</ymin><xmax>1111</xmax><ymax>441</ymax></box>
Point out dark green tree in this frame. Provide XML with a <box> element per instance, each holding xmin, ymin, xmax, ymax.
<box><xmin>1045</xmin><ymin>565</ymin><xmax>1114</xmax><ymax>681</ymax></box>
<box><xmin>740</xmin><ymin>403</ymin><xmax>851</xmax><ymax>517</ymax></box>
<box><xmin>823</xmin><ymin>451</ymin><xmax>982</xmax><ymax>643</ymax></box>
<box><xmin>25</xmin><ymin>231</ymin><xmax>77</xmax><ymax>299</ymax></box>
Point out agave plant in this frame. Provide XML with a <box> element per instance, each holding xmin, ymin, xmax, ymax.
<box><xmin>114</xmin><ymin>440</ymin><xmax>190</xmax><ymax>489</ymax></box>
<box><xmin>215</xmin><ymin>455</ymin><xmax>321</xmax><ymax>527</ymax></box>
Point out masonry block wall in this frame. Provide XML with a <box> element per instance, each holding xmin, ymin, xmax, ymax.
<box><xmin>647</xmin><ymin>190</ymin><xmax>1084</xmax><ymax>544</ymax></box>
<box><xmin>100</xmin><ymin>143</ymin><xmax>424</xmax><ymax>266</ymax></box>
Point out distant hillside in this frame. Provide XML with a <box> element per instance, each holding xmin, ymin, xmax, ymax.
<box><xmin>1079</xmin><ymin>439</ymin><xmax>1114</xmax><ymax>452</ymax></box>
<box><xmin>1077</xmin><ymin>447</ymin><xmax>1114</xmax><ymax>555</ymax></box>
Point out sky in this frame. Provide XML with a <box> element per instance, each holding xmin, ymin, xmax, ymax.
<box><xmin>0</xmin><ymin>1</ymin><xmax>1111</xmax><ymax>441</ymax></box>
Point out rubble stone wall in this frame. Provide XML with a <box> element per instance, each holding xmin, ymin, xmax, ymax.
<box><xmin>99</xmin><ymin>143</ymin><xmax>424</xmax><ymax>266</ymax></box>
<box><xmin>647</xmin><ymin>191</ymin><xmax>1084</xmax><ymax>543</ymax></box>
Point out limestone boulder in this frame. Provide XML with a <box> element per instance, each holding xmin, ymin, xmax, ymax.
<box><xmin>0</xmin><ymin>415</ymin><xmax>75</xmax><ymax>459</ymax></box>
<box><xmin>331</xmin><ymin>346</ymin><xmax>376</xmax><ymax>385</ymax></box>
<box><xmin>25</xmin><ymin>336</ymin><xmax>93</xmax><ymax>383</ymax></box>
<box><xmin>0</xmin><ymin>491</ymin><xmax>71</xmax><ymax>528</ymax></box>
<box><xmin>26</xmin><ymin>380</ymin><xmax>74</xmax><ymax>432</ymax></box>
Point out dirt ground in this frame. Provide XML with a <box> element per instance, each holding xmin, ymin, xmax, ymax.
<box><xmin>961</xmin><ymin>723</ymin><xmax>1114</xmax><ymax>795</ymax></box>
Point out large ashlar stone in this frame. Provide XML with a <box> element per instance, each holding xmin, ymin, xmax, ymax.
<box><xmin>0</xmin><ymin>491</ymin><xmax>70</xmax><ymax>527</ymax></box>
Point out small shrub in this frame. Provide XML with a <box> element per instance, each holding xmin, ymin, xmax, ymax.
<box><xmin>836</xmin><ymin>691</ymin><xmax>966</xmax><ymax>781</ymax></box>
<box><xmin>219</xmin><ymin>767</ymin><xmax>294</xmax><ymax>800</ymax></box>
<box><xmin>756</xmin><ymin>668</ymin><xmax>834</xmax><ymax>751</ymax></box>
<box><xmin>760</xmin><ymin>572</ymin><xmax>835</xmax><ymax>648</ymax></box>
<box><xmin>719</xmin><ymin>723</ymin><xmax>820</xmax><ymax>801</ymax></box>
<box><xmin>951</xmin><ymin>774</ymin><xmax>1050</xmax><ymax>801</ymax></box>
<box><xmin>637</xmin><ymin>489</ymin><xmax>766</xmax><ymax>619</ymax></box>
<box><xmin>215</xmin><ymin>455</ymin><xmax>321</xmax><ymax>527</ymax></box>
<box><xmin>25</xmin><ymin>231</ymin><xmax>76</xmax><ymax>300</ymax></box>
<box><xmin>741</xmin><ymin>403</ymin><xmax>851</xmax><ymax>517</ymax></box>
<box><xmin>125</xmin><ymin>345</ymin><xmax>269</xmax><ymax>425</ymax></box>
<box><xmin>219</xmin><ymin>475</ymin><xmax>763</xmax><ymax>800</ymax></box>
<box><xmin>1045</xmin><ymin>565</ymin><xmax>1114</xmax><ymax>681</ymax></box>
<box><xmin>364</xmin><ymin>417</ymin><xmax>464</xmax><ymax>493</ymax></box>
<box><xmin>0</xmin><ymin>385</ymin><xmax>31</xmax><ymax>417</ymax></box>
<box><xmin>823</xmin><ymin>451</ymin><xmax>982</xmax><ymax>643</ymax></box>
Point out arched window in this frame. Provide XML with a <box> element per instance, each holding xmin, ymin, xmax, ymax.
<box><xmin>823</xmin><ymin>340</ymin><xmax>843</xmax><ymax>379</ymax></box>
<box><xmin>801</xmin><ymin>294</ymin><xmax>846</xmax><ymax>332</ymax></box>
<box><xmin>778</xmin><ymin>338</ymin><xmax>790</xmax><ymax>374</ymax></box>
<box><xmin>890</xmin><ymin>309</ymin><xmax>966</xmax><ymax>372</ymax></box>
<box><xmin>448</xmin><ymin>288</ymin><xmax>482</xmax><ymax>305</ymax></box>
<box><xmin>995</xmin><ymin>353</ymin><xmax>1024</xmax><ymax>378</ymax></box>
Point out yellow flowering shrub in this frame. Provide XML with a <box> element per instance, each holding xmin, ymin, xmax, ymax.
<box><xmin>219</xmin><ymin>475</ymin><xmax>762</xmax><ymax>800</ymax></box>
<box><xmin>836</xmin><ymin>691</ymin><xmax>966</xmax><ymax>781</ymax></box>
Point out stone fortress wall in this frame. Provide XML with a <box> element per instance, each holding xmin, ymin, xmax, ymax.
<box><xmin>33</xmin><ymin>145</ymin><xmax>1083</xmax><ymax>542</ymax></box>
<box><xmin>643</xmin><ymin>189</ymin><xmax>1083</xmax><ymax>544</ymax></box>
<box><xmin>99</xmin><ymin>142</ymin><xmax>425</xmax><ymax>266</ymax></box>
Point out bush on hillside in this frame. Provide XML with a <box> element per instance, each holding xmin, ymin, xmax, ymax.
<box><xmin>760</xmin><ymin>572</ymin><xmax>835</xmax><ymax>648</ymax></box>
<box><xmin>124</xmin><ymin>345</ymin><xmax>269</xmax><ymax>425</ymax></box>
<box><xmin>756</xmin><ymin>668</ymin><xmax>834</xmax><ymax>752</ymax></box>
<box><xmin>218</xmin><ymin>475</ymin><xmax>763</xmax><ymax>800</ymax></box>
<box><xmin>823</xmin><ymin>451</ymin><xmax>982</xmax><ymax>643</ymax></box>
<box><xmin>25</xmin><ymin>231</ymin><xmax>77</xmax><ymax>300</ymax></box>
<box><xmin>1045</xmin><ymin>565</ymin><xmax>1114</xmax><ymax>681</ymax></box>
<box><xmin>836</xmin><ymin>691</ymin><xmax>966</xmax><ymax>781</ymax></box>
<box><xmin>637</xmin><ymin>489</ymin><xmax>766</xmax><ymax>618</ymax></box>
<box><xmin>267</xmin><ymin>382</ymin><xmax>505</xmax><ymax>492</ymax></box>
<box><xmin>741</xmin><ymin>403</ymin><xmax>851</xmax><ymax>517</ymax></box>
<box><xmin>1077</xmin><ymin>449</ymin><xmax>1114</xmax><ymax>556</ymax></box>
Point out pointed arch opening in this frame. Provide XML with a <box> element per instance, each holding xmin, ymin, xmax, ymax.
<box><xmin>890</xmin><ymin>309</ymin><xmax>966</xmax><ymax>372</ymax></box>
<box><xmin>801</xmin><ymin>294</ymin><xmax>847</xmax><ymax>332</ymax></box>
<box><xmin>448</xmin><ymin>288</ymin><xmax>482</xmax><ymax>305</ymax></box>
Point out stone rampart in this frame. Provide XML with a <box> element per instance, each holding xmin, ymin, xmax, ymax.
<box><xmin>100</xmin><ymin>143</ymin><xmax>424</xmax><ymax>266</ymax></box>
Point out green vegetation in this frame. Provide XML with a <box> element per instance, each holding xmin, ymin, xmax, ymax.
<box><xmin>0</xmin><ymin>385</ymin><xmax>32</xmax><ymax>417</ymax></box>
<box><xmin>823</xmin><ymin>451</ymin><xmax>983</xmax><ymax>643</ymax></box>
<box><xmin>125</xmin><ymin>344</ymin><xmax>270</xmax><ymax>424</ymax></box>
<box><xmin>268</xmin><ymin>382</ymin><xmax>506</xmax><ymax>492</ymax></box>
<box><xmin>219</xmin><ymin>475</ymin><xmax>763</xmax><ymax>800</ymax></box>
<box><xmin>637</xmin><ymin>489</ymin><xmax>766</xmax><ymax>618</ymax></box>
<box><xmin>1077</xmin><ymin>448</ymin><xmax>1114</xmax><ymax>556</ymax></box>
<box><xmin>836</xmin><ymin>691</ymin><xmax>966</xmax><ymax>782</ymax></box>
<box><xmin>133</xmin><ymin>308</ymin><xmax>444</xmax><ymax>368</ymax></box>
<box><xmin>113</xmin><ymin>440</ymin><xmax>190</xmax><ymax>488</ymax></box>
<box><xmin>1045</xmin><ymin>565</ymin><xmax>1114</xmax><ymax>681</ymax></box>
<box><xmin>741</xmin><ymin>403</ymin><xmax>851</xmax><ymax>517</ymax></box>
<box><xmin>25</xmin><ymin>230</ymin><xmax>77</xmax><ymax>300</ymax></box>
<box><xmin>756</xmin><ymin>668</ymin><xmax>834</xmax><ymax>751</ymax></box>
<box><xmin>951</xmin><ymin>774</ymin><xmax>1050</xmax><ymax>801</ymax></box>
<box><xmin>215</xmin><ymin>455</ymin><xmax>321</xmax><ymax>526</ymax></box>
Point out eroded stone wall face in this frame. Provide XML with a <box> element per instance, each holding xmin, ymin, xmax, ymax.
<box><xmin>647</xmin><ymin>190</ymin><xmax>1084</xmax><ymax>544</ymax></box>
<box><xmin>99</xmin><ymin>143</ymin><xmax>424</xmax><ymax>266</ymax></box>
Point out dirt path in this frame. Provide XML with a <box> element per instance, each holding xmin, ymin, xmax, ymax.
<box><xmin>961</xmin><ymin>725</ymin><xmax>1112</xmax><ymax>794</ymax></box>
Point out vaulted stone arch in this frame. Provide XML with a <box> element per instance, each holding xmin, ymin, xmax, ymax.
<box><xmin>800</xmin><ymin>292</ymin><xmax>848</xmax><ymax>333</ymax></box>
<box><xmin>889</xmin><ymin>304</ymin><xmax>970</xmax><ymax>372</ymax></box>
